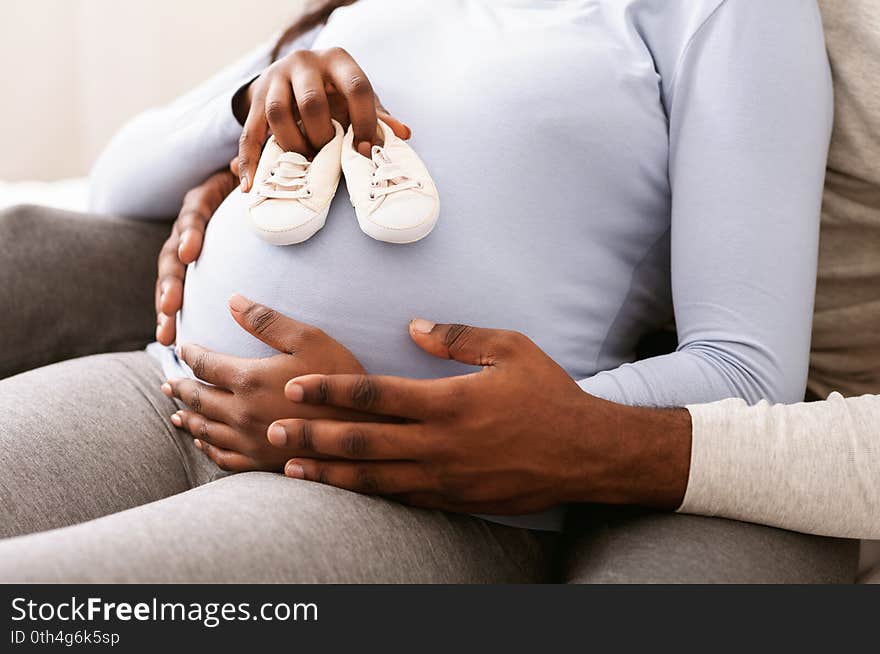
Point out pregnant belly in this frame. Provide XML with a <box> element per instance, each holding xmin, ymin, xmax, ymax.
<box><xmin>178</xmin><ymin>186</ymin><xmax>634</xmax><ymax>382</ymax></box>
<box><xmin>179</xmin><ymin>189</ymin><xmax>487</xmax><ymax>379</ymax></box>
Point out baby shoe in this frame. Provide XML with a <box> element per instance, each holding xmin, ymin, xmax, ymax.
<box><xmin>248</xmin><ymin>119</ymin><xmax>344</xmax><ymax>245</ymax></box>
<box><xmin>341</xmin><ymin>119</ymin><xmax>439</xmax><ymax>244</ymax></box>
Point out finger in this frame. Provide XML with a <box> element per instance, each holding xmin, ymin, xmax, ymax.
<box><xmin>324</xmin><ymin>51</ymin><xmax>378</xmax><ymax>156</ymax></box>
<box><xmin>177</xmin><ymin>343</ymin><xmax>250</xmax><ymax>388</ymax></box>
<box><xmin>198</xmin><ymin>439</ymin><xmax>259</xmax><ymax>473</ymax></box>
<box><xmin>157</xmin><ymin>240</ymin><xmax>185</xmax><ymax>300</ymax></box>
<box><xmin>285</xmin><ymin>458</ymin><xmax>430</xmax><ymax>495</ymax></box>
<box><xmin>291</xmin><ymin>64</ymin><xmax>335</xmax><ymax>150</ymax></box>
<box><xmin>238</xmin><ymin>89</ymin><xmax>270</xmax><ymax>192</ymax></box>
<box><xmin>159</xmin><ymin>279</ymin><xmax>183</xmax><ymax>317</ymax></box>
<box><xmin>377</xmin><ymin>111</ymin><xmax>411</xmax><ymax>140</ymax></box>
<box><xmin>227</xmin><ymin>294</ymin><xmax>330</xmax><ymax>354</ymax></box>
<box><xmin>408</xmin><ymin>319</ymin><xmax>522</xmax><ymax>367</ymax></box>
<box><xmin>285</xmin><ymin>373</ymin><xmax>441</xmax><ymax>419</ymax></box>
<box><xmin>178</xmin><ymin>227</ymin><xmax>204</xmax><ymax>265</ymax></box>
<box><xmin>267</xmin><ymin>419</ymin><xmax>424</xmax><ymax>460</ymax></box>
<box><xmin>174</xmin><ymin>208</ymin><xmax>210</xmax><ymax>265</ymax></box>
<box><xmin>156</xmin><ymin>312</ymin><xmax>176</xmax><ymax>346</ymax></box>
<box><xmin>161</xmin><ymin>378</ymin><xmax>234</xmax><ymax>421</ymax></box>
<box><xmin>172</xmin><ymin>410</ymin><xmax>245</xmax><ymax>451</ymax></box>
<box><xmin>230</xmin><ymin>157</ymin><xmax>240</xmax><ymax>177</ymax></box>
<box><xmin>264</xmin><ymin>77</ymin><xmax>310</xmax><ymax>156</ymax></box>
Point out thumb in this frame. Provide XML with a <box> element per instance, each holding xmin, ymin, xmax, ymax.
<box><xmin>408</xmin><ymin>319</ymin><xmax>517</xmax><ymax>367</ymax></box>
<box><xmin>228</xmin><ymin>293</ymin><xmax>320</xmax><ymax>353</ymax></box>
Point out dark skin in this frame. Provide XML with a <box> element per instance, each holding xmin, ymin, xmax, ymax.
<box><xmin>158</xmin><ymin>46</ymin><xmax>692</xmax><ymax>515</ymax></box>
<box><xmin>235</xmin><ymin>46</ymin><xmax>411</xmax><ymax>192</ymax></box>
<box><xmin>165</xmin><ymin>300</ymin><xmax>692</xmax><ymax>515</ymax></box>
<box><xmin>161</xmin><ymin>296</ymin><xmax>379</xmax><ymax>471</ymax></box>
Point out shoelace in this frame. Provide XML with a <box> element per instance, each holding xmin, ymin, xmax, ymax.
<box><xmin>369</xmin><ymin>145</ymin><xmax>421</xmax><ymax>200</ymax></box>
<box><xmin>255</xmin><ymin>152</ymin><xmax>313</xmax><ymax>201</ymax></box>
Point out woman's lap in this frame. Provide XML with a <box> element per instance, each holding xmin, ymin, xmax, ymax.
<box><xmin>0</xmin><ymin>350</ymin><xmax>553</xmax><ymax>582</ymax></box>
<box><xmin>0</xmin><ymin>471</ymin><xmax>554</xmax><ymax>582</ymax></box>
<box><xmin>0</xmin><ymin>350</ymin><xmax>218</xmax><ymax>538</ymax></box>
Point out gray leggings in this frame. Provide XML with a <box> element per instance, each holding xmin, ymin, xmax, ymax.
<box><xmin>0</xmin><ymin>204</ymin><xmax>859</xmax><ymax>583</ymax></box>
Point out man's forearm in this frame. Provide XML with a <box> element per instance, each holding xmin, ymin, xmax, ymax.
<box><xmin>567</xmin><ymin>400</ymin><xmax>692</xmax><ymax>511</ymax></box>
<box><xmin>681</xmin><ymin>393</ymin><xmax>880</xmax><ymax>539</ymax></box>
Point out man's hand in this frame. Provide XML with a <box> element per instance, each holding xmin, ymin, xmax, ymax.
<box><xmin>155</xmin><ymin>166</ymin><xmax>237</xmax><ymax>345</ymax></box>
<box><xmin>272</xmin><ymin>320</ymin><xmax>692</xmax><ymax>514</ymax></box>
<box><xmin>162</xmin><ymin>296</ymin><xmax>381</xmax><ymax>471</ymax></box>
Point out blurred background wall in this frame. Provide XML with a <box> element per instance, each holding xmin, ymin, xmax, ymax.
<box><xmin>0</xmin><ymin>0</ymin><xmax>305</xmax><ymax>181</ymax></box>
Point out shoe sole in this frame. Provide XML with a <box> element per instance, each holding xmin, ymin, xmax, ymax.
<box><xmin>356</xmin><ymin>201</ymin><xmax>440</xmax><ymax>244</ymax></box>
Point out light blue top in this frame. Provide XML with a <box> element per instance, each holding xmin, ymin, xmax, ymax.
<box><xmin>91</xmin><ymin>0</ymin><xmax>832</xmax><ymax>530</ymax></box>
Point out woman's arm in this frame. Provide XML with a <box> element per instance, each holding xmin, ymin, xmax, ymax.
<box><xmin>89</xmin><ymin>27</ymin><xmax>321</xmax><ymax>218</ymax></box>
<box><xmin>681</xmin><ymin>393</ymin><xmax>880</xmax><ymax>539</ymax></box>
<box><xmin>580</xmin><ymin>0</ymin><xmax>832</xmax><ymax>407</ymax></box>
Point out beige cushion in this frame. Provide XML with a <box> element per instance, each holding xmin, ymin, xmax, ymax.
<box><xmin>810</xmin><ymin>2</ymin><xmax>880</xmax><ymax>398</ymax></box>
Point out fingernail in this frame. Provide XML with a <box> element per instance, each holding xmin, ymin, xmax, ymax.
<box><xmin>194</xmin><ymin>439</ymin><xmax>203</xmax><ymax>450</ymax></box>
<box><xmin>268</xmin><ymin>424</ymin><xmax>287</xmax><ymax>447</ymax></box>
<box><xmin>357</xmin><ymin>140</ymin><xmax>372</xmax><ymax>156</ymax></box>
<box><xmin>286</xmin><ymin>382</ymin><xmax>304</xmax><ymax>402</ymax></box>
<box><xmin>402</xmin><ymin>124</ymin><xmax>412</xmax><ymax>139</ymax></box>
<box><xmin>286</xmin><ymin>462</ymin><xmax>304</xmax><ymax>479</ymax></box>
<box><xmin>170</xmin><ymin>412</ymin><xmax>182</xmax><ymax>427</ymax></box>
<box><xmin>228</xmin><ymin>294</ymin><xmax>251</xmax><ymax>312</ymax></box>
<box><xmin>240</xmin><ymin>175</ymin><xmax>248</xmax><ymax>192</ymax></box>
<box><xmin>410</xmin><ymin>318</ymin><xmax>436</xmax><ymax>334</ymax></box>
<box><xmin>161</xmin><ymin>382</ymin><xmax>173</xmax><ymax>397</ymax></box>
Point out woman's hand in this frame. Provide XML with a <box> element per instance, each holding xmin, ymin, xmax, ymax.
<box><xmin>273</xmin><ymin>321</ymin><xmax>692</xmax><ymax>514</ymax></box>
<box><xmin>161</xmin><ymin>295</ymin><xmax>378</xmax><ymax>472</ymax></box>
<box><xmin>155</xmin><ymin>165</ymin><xmax>238</xmax><ymax>345</ymax></box>
<box><xmin>235</xmin><ymin>46</ymin><xmax>411</xmax><ymax>192</ymax></box>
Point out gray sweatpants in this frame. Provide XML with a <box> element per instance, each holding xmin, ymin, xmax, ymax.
<box><xmin>0</xmin><ymin>204</ymin><xmax>859</xmax><ymax>583</ymax></box>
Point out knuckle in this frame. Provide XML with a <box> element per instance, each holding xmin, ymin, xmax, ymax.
<box><xmin>297</xmin><ymin>89</ymin><xmax>324</xmax><ymax>116</ymax></box>
<box><xmin>238</xmin><ymin>130</ymin><xmax>254</xmax><ymax>147</ymax></box>
<box><xmin>323</xmin><ymin>46</ymin><xmax>349</xmax><ymax>59</ymax></box>
<box><xmin>316</xmin><ymin>376</ymin><xmax>330</xmax><ymax>405</ymax></box>
<box><xmin>355</xmin><ymin>468</ymin><xmax>380</xmax><ymax>494</ymax></box>
<box><xmin>234</xmin><ymin>410</ymin><xmax>254</xmax><ymax>430</ymax></box>
<box><xmin>264</xmin><ymin>99</ymin><xmax>288</xmax><ymax>123</ymax></box>
<box><xmin>316</xmin><ymin>466</ymin><xmax>330</xmax><ymax>486</ymax></box>
<box><xmin>289</xmin><ymin>49</ymin><xmax>312</xmax><ymax>65</ymax></box>
<box><xmin>187</xmin><ymin>386</ymin><xmax>202</xmax><ymax>412</ymax></box>
<box><xmin>349</xmin><ymin>376</ymin><xmax>378</xmax><ymax>410</ymax></box>
<box><xmin>298</xmin><ymin>420</ymin><xmax>314</xmax><ymax>452</ymax></box>
<box><xmin>244</xmin><ymin>305</ymin><xmax>279</xmax><ymax>335</ymax></box>
<box><xmin>342</xmin><ymin>428</ymin><xmax>368</xmax><ymax>458</ymax></box>
<box><xmin>231</xmin><ymin>371</ymin><xmax>258</xmax><ymax>394</ymax></box>
<box><xmin>443</xmin><ymin>324</ymin><xmax>474</xmax><ymax>354</ymax></box>
<box><xmin>499</xmin><ymin>330</ymin><xmax>529</xmax><ymax>355</ymax></box>
<box><xmin>346</xmin><ymin>74</ymin><xmax>372</xmax><ymax>97</ymax></box>
<box><xmin>191</xmin><ymin>350</ymin><xmax>209</xmax><ymax>379</ymax></box>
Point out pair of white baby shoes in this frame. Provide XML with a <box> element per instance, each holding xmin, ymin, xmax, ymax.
<box><xmin>248</xmin><ymin>120</ymin><xmax>439</xmax><ymax>245</ymax></box>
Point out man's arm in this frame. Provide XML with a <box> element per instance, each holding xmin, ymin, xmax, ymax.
<box><xmin>679</xmin><ymin>393</ymin><xmax>880</xmax><ymax>539</ymax></box>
